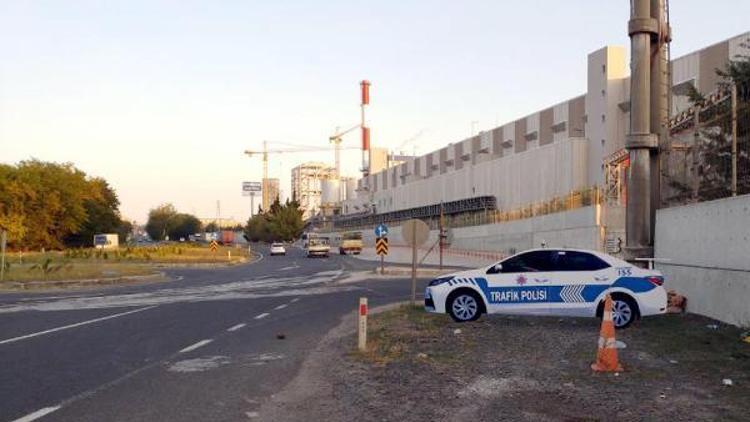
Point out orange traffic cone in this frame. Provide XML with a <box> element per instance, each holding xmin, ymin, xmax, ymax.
<box><xmin>591</xmin><ymin>294</ymin><xmax>624</xmax><ymax>372</ymax></box>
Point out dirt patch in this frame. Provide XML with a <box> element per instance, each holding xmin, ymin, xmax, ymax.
<box><xmin>263</xmin><ymin>305</ymin><xmax>750</xmax><ymax>421</ymax></box>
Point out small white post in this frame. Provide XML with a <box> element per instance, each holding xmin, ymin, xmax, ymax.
<box><xmin>227</xmin><ymin>250</ymin><xmax>231</xmax><ymax>262</ymax></box>
<box><xmin>357</xmin><ymin>297</ymin><xmax>368</xmax><ymax>351</ymax></box>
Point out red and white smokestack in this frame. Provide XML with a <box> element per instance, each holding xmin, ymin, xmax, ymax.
<box><xmin>362</xmin><ymin>126</ymin><xmax>370</xmax><ymax>151</ymax></box>
<box><xmin>360</xmin><ymin>80</ymin><xmax>370</xmax><ymax>105</ymax></box>
<box><xmin>360</xmin><ymin>80</ymin><xmax>371</xmax><ymax>175</ymax></box>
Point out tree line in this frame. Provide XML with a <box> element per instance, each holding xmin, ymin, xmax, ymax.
<box><xmin>144</xmin><ymin>203</ymin><xmax>204</xmax><ymax>241</ymax></box>
<box><xmin>244</xmin><ymin>198</ymin><xmax>304</xmax><ymax>242</ymax></box>
<box><xmin>0</xmin><ymin>160</ymin><xmax>131</xmax><ymax>250</ymax></box>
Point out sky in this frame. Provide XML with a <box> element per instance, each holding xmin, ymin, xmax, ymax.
<box><xmin>2</xmin><ymin>1</ymin><xmax>749</xmax><ymax>224</ymax></box>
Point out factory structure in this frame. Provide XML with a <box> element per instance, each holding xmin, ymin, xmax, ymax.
<box><xmin>292</xmin><ymin>148</ymin><xmax>395</xmax><ymax>219</ymax></box>
<box><xmin>306</xmin><ymin>31</ymin><xmax>750</xmax><ymax>255</ymax></box>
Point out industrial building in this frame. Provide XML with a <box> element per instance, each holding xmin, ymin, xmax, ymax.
<box><xmin>329</xmin><ymin>31</ymin><xmax>749</xmax><ymax>256</ymax></box>
<box><xmin>291</xmin><ymin>162</ymin><xmax>337</xmax><ymax>219</ymax></box>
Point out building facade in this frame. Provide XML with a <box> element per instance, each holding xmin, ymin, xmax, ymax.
<box><xmin>343</xmin><ymin>33</ymin><xmax>750</xmax><ymax>221</ymax></box>
<box><xmin>261</xmin><ymin>178</ymin><xmax>280</xmax><ymax>212</ymax></box>
<box><xmin>291</xmin><ymin>162</ymin><xmax>337</xmax><ymax>219</ymax></box>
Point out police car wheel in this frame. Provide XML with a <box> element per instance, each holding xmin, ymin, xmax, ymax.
<box><xmin>611</xmin><ymin>297</ymin><xmax>636</xmax><ymax>329</ymax></box>
<box><xmin>448</xmin><ymin>292</ymin><xmax>481</xmax><ymax>322</ymax></box>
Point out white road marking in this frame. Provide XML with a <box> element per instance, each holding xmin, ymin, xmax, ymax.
<box><xmin>254</xmin><ymin>312</ymin><xmax>270</xmax><ymax>320</ymax></box>
<box><xmin>274</xmin><ymin>304</ymin><xmax>288</xmax><ymax>310</ymax></box>
<box><xmin>11</xmin><ymin>406</ymin><xmax>61</xmax><ymax>422</ymax></box>
<box><xmin>0</xmin><ymin>306</ymin><xmax>157</xmax><ymax>346</ymax></box>
<box><xmin>0</xmin><ymin>274</ymin><xmax>356</xmax><ymax>314</ymax></box>
<box><xmin>179</xmin><ymin>339</ymin><xmax>213</xmax><ymax>353</ymax></box>
<box><xmin>290</xmin><ymin>298</ymin><xmax>300</xmax><ymax>303</ymax></box>
<box><xmin>227</xmin><ymin>323</ymin><xmax>246</xmax><ymax>332</ymax></box>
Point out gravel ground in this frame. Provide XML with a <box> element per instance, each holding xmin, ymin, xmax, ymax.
<box><xmin>261</xmin><ymin>306</ymin><xmax>750</xmax><ymax>421</ymax></box>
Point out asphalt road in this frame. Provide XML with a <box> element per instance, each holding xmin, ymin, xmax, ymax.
<box><xmin>0</xmin><ymin>245</ymin><xmax>429</xmax><ymax>422</ymax></box>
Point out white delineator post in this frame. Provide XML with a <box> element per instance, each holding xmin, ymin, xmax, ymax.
<box><xmin>358</xmin><ymin>297</ymin><xmax>368</xmax><ymax>351</ymax></box>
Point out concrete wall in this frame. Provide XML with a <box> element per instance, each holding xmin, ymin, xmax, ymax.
<box><xmin>356</xmin><ymin>206</ymin><xmax>601</xmax><ymax>257</ymax></box>
<box><xmin>655</xmin><ymin>194</ymin><xmax>750</xmax><ymax>327</ymax></box>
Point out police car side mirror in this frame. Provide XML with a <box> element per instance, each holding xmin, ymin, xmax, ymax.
<box><xmin>488</xmin><ymin>263</ymin><xmax>502</xmax><ymax>274</ymax></box>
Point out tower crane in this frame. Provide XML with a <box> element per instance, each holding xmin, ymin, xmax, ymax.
<box><xmin>328</xmin><ymin>124</ymin><xmax>359</xmax><ymax>177</ymax></box>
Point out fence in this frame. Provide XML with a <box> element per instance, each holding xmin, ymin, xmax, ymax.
<box><xmin>432</xmin><ymin>186</ymin><xmax>601</xmax><ymax>230</ymax></box>
<box><xmin>663</xmin><ymin>83</ymin><xmax>750</xmax><ymax>207</ymax></box>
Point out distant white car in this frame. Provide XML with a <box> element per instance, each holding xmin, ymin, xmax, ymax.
<box><xmin>424</xmin><ymin>248</ymin><xmax>667</xmax><ymax>328</ymax></box>
<box><xmin>269</xmin><ymin>242</ymin><xmax>286</xmax><ymax>256</ymax></box>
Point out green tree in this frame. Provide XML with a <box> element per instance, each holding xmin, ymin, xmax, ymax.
<box><xmin>145</xmin><ymin>203</ymin><xmax>178</xmax><ymax>241</ymax></box>
<box><xmin>268</xmin><ymin>199</ymin><xmax>304</xmax><ymax>241</ymax></box>
<box><xmin>64</xmin><ymin>178</ymin><xmax>128</xmax><ymax>247</ymax></box>
<box><xmin>0</xmin><ymin>160</ymin><xmax>92</xmax><ymax>249</ymax></box>
<box><xmin>168</xmin><ymin>213</ymin><xmax>203</xmax><ymax>240</ymax></box>
<box><xmin>244</xmin><ymin>198</ymin><xmax>304</xmax><ymax>242</ymax></box>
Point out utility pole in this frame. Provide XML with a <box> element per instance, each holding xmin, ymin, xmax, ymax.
<box><xmin>625</xmin><ymin>0</ymin><xmax>670</xmax><ymax>263</ymax></box>
<box><xmin>731</xmin><ymin>83</ymin><xmax>738</xmax><ymax>196</ymax></box>
<box><xmin>1</xmin><ymin>230</ymin><xmax>6</xmax><ymax>282</ymax></box>
<box><xmin>439</xmin><ymin>202</ymin><xmax>445</xmax><ymax>270</ymax></box>
<box><xmin>262</xmin><ymin>140</ymin><xmax>269</xmax><ymax>212</ymax></box>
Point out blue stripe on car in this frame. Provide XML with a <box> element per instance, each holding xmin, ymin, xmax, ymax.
<box><xmin>468</xmin><ymin>277</ymin><xmax>655</xmax><ymax>304</ymax></box>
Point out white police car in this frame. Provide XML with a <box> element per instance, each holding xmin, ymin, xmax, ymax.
<box><xmin>424</xmin><ymin>248</ymin><xmax>667</xmax><ymax>328</ymax></box>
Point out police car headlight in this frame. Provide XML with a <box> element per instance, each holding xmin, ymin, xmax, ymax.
<box><xmin>428</xmin><ymin>277</ymin><xmax>453</xmax><ymax>287</ymax></box>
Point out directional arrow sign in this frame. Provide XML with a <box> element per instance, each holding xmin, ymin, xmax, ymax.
<box><xmin>374</xmin><ymin>224</ymin><xmax>388</xmax><ymax>238</ymax></box>
<box><xmin>210</xmin><ymin>240</ymin><xmax>219</xmax><ymax>252</ymax></box>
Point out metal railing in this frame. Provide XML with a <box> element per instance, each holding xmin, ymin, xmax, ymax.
<box><xmin>663</xmin><ymin>83</ymin><xmax>750</xmax><ymax>206</ymax></box>
<box><xmin>438</xmin><ymin>187</ymin><xmax>600</xmax><ymax>229</ymax></box>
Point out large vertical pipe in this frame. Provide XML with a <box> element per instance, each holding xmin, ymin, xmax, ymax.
<box><xmin>626</xmin><ymin>0</ymin><xmax>659</xmax><ymax>260</ymax></box>
<box><xmin>649</xmin><ymin>0</ymin><xmax>670</xmax><ymax>240</ymax></box>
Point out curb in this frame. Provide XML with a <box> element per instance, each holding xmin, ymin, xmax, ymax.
<box><xmin>0</xmin><ymin>271</ymin><xmax>168</xmax><ymax>291</ymax></box>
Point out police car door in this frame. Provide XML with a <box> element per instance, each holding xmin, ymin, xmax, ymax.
<box><xmin>483</xmin><ymin>250</ymin><xmax>555</xmax><ymax>315</ymax></box>
<box><xmin>545</xmin><ymin>250</ymin><xmax>612</xmax><ymax>317</ymax></box>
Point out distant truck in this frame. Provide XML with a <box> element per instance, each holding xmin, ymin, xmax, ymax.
<box><xmin>306</xmin><ymin>236</ymin><xmax>330</xmax><ymax>258</ymax></box>
<box><xmin>338</xmin><ymin>231</ymin><xmax>363</xmax><ymax>255</ymax></box>
<box><xmin>219</xmin><ymin>230</ymin><xmax>235</xmax><ymax>245</ymax></box>
<box><xmin>93</xmin><ymin>233</ymin><xmax>119</xmax><ymax>250</ymax></box>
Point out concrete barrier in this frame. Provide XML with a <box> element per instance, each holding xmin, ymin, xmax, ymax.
<box><xmin>655</xmin><ymin>194</ymin><xmax>750</xmax><ymax>327</ymax></box>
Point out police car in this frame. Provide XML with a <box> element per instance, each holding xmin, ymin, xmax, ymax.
<box><xmin>424</xmin><ymin>248</ymin><xmax>667</xmax><ymax>328</ymax></box>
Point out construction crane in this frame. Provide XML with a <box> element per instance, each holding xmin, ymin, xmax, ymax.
<box><xmin>329</xmin><ymin>124</ymin><xmax>359</xmax><ymax>177</ymax></box>
<box><xmin>395</xmin><ymin>129</ymin><xmax>427</xmax><ymax>155</ymax></box>
<box><xmin>387</xmin><ymin>129</ymin><xmax>427</xmax><ymax>167</ymax></box>
<box><xmin>244</xmin><ymin>141</ymin><xmax>358</xmax><ymax>212</ymax></box>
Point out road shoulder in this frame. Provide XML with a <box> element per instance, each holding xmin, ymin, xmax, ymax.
<box><xmin>258</xmin><ymin>304</ymin><xmax>750</xmax><ymax>421</ymax></box>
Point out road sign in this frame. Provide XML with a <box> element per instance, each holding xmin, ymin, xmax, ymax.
<box><xmin>242</xmin><ymin>181</ymin><xmax>262</xmax><ymax>192</ymax></box>
<box><xmin>401</xmin><ymin>219</ymin><xmax>429</xmax><ymax>247</ymax></box>
<box><xmin>376</xmin><ymin>237</ymin><xmax>389</xmax><ymax>255</ymax></box>
<box><xmin>210</xmin><ymin>240</ymin><xmax>219</xmax><ymax>252</ymax></box>
<box><xmin>401</xmin><ymin>219</ymin><xmax>429</xmax><ymax>305</ymax></box>
<box><xmin>374</xmin><ymin>224</ymin><xmax>388</xmax><ymax>238</ymax></box>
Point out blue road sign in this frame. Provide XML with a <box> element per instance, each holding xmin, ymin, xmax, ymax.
<box><xmin>374</xmin><ymin>224</ymin><xmax>388</xmax><ymax>238</ymax></box>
